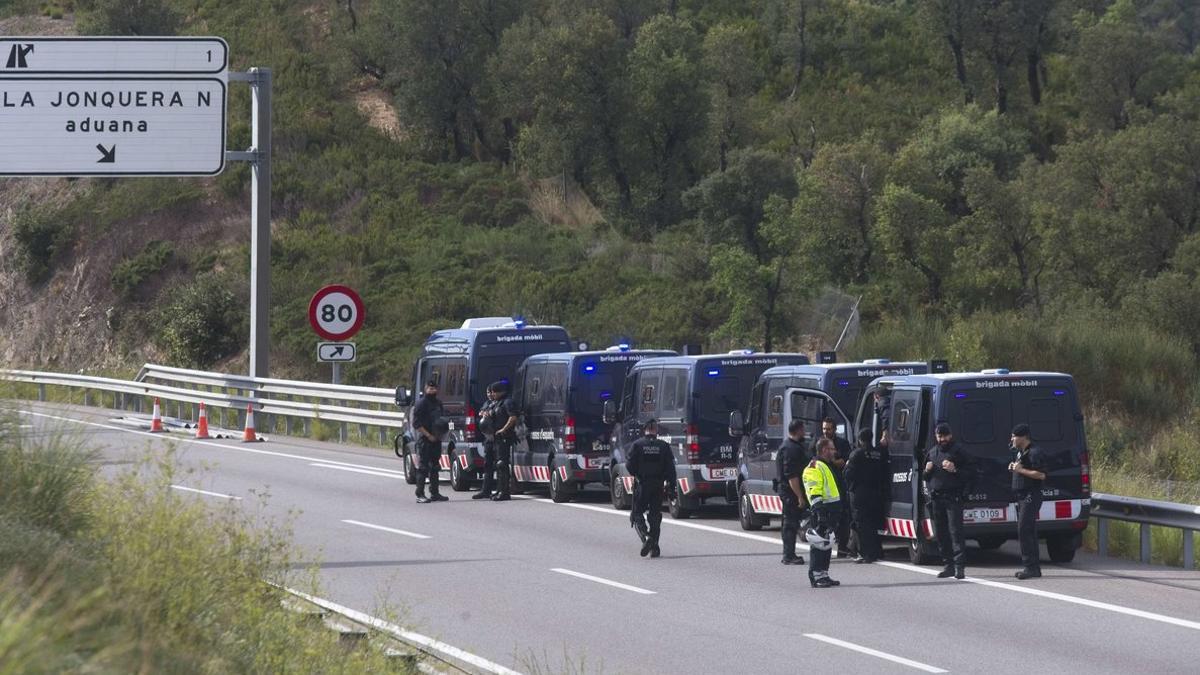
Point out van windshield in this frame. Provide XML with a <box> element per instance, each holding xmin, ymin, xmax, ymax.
<box><xmin>570</xmin><ymin>370</ymin><xmax>622</xmax><ymax>421</ymax></box>
<box><xmin>697</xmin><ymin>367</ymin><xmax>759</xmax><ymax>425</ymax></box>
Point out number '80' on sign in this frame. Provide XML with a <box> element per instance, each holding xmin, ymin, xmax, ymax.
<box><xmin>308</xmin><ymin>285</ymin><xmax>365</xmax><ymax>341</ymax></box>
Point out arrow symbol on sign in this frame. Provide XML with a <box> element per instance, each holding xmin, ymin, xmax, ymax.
<box><xmin>96</xmin><ymin>144</ymin><xmax>116</xmax><ymax>163</ymax></box>
<box><xmin>331</xmin><ymin>346</ymin><xmax>345</xmax><ymax>357</ymax></box>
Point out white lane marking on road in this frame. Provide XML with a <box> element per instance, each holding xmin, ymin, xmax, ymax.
<box><xmin>804</xmin><ymin>634</ymin><xmax>948</xmax><ymax>673</ymax></box>
<box><xmin>526</xmin><ymin>496</ymin><xmax>1200</xmax><ymax>632</ymax></box>
<box><xmin>20</xmin><ymin>409</ymin><xmax>406</xmax><ymax>475</ymax></box>
<box><xmin>550</xmin><ymin>568</ymin><xmax>656</xmax><ymax>595</ymax></box>
<box><xmin>342</xmin><ymin>519</ymin><xmax>431</xmax><ymax>540</ymax></box>
<box><xmin>170</xmin><ymin>484</ymin><xmax>242</xmax><ymax>500</ymax></box>
<box><xmin>310</xmin><ymin>463</ymin><xmax>404</xmax><ymax>479</ymax></box>
<box><xmin>281</xmin><ymin>586</ymin><xmax>522</xmax><ymax>675</ymax></box>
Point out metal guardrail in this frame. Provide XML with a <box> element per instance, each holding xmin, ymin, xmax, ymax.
<box><xmin>1091</xmin><ymin>493</ymin><xmax>1199</xmax><ymax>569</ymax></box>
<box><xmin>1</xmin><ymin>365</ymin><xmax>405</xmax><ymax>444</ymax></box>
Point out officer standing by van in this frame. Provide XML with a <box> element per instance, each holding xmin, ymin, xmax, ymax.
<box><xmin>924</xmin><ymin>422</ymin><xmax>971</xmax><ymax>579</ymax></box>
<box><xmin>813</xmin><ymin>417</ymin><xmax>854</xmax><ymax>558</ymax></box>
<box><xmin>845</xmin><ymin>428</ymin><xmax>889</xmax><ymax>563</ymax></box>
<box><xmin>777</xmin><ymin>419</ymin><xmax>808</xmax><ymax>566</ymax></box>
<box><xmin>628</xmin><ymin>419</ymin><xmax>676</xmax><ymax>558</ymax></box>
<box><xmin>804</xmin><ymin>438</ymin><xmax>843</xmax><ymax>588</ymax></box>
<box><xmin>412</xmin><ymin>381</ymin><xmax>449</xmax><ymax>503</ymax></box>
<box><xmin>473</xmin><ymin>384</ymin><xmax>502</xmax><ymax>500</ymax></box>
<box><xmin>490</xmin><ymin>381</ymin><xmax>519</xmax><ymax>502</ymax></box>
<box><xmin>1009</xmin><ymin>423</ymin><xmax>1047</xmax><ymax>580</ymax></box>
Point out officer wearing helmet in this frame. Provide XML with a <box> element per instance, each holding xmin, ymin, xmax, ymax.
<box><xmin>627</xmin><ymin>418</ymin><xmax>676</xmax><ymax>558</ymax></box>
<box><xmin>489</xmin><ymin>380</ymin><xmax>520</xmax><ymax>501</ymax></box>
<box><xmin>412</xmin><ymin>380</ymin><xmax>449</xmax><ymax>503</ymax></box>
<box><xmin>803</xmin><ymin>437</ymin><xmax>843</xmax><ymax>588</ymax></box>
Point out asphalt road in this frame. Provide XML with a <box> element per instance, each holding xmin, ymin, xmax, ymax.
<box><xmin>12</xmin><ymin>402</ymin><xmax>1200</xmax><ymax>674</ymax></box>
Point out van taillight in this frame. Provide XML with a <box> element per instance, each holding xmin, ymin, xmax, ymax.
<box><xmin>564</xmin><ymin>416</ymin><xmax>576</xmax><ymax>452</ymax></box>
<box><xmin>686</xmin><ymin>424</ymin><xmax>700</xmax><ymax>463</ymax></box>
<box><xmin>465</xmin><ymin>406</ymin><xmax>478</xmax><ymax>442</ymax></box>
<box><xmin>1080</xmin><ymin>450</ymin><xmax>1090</xmax><ymax>496</ymax></box>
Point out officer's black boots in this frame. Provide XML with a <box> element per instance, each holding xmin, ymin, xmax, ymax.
<box><xmin>937</xmin><ymin>564</ymin><xmax>955</xmax><ymax>578</ymax></box>
<box><xmin>472</xmin><ymin>491</ymin><xmax>492</xmax><ymax>500</ymax></box>
<box><xmin>416</xmin><ymin>495</ymin><xmax>431</xmax><ymax>504</ymax></box>
<box><xmin>491</xmin><ymin>493</ymin><xmax>511</xmax><ymax>501</ymax></box>
<box><xmin>781</xmin><ymin>555</ymin><xmax>805</xmax><ymax>565</ymax></box>
<box><xmin>649</xmin><ymin>544</ymin><xmax>661</xmax><ymax>558</ymax></box>
<box><xmin>810</xmin><ymin>576</ymin><xmax>837</xmax><ymax>588</ymax></box>
<box><xmin>632</xmin><ymin>519</ymin><xmax>648</xmax><ymax>544</ymax></box>
<box><xmin>954</xmin><ymin>565</ymin><xmax>966</xmax><ymax>580</ymax></box>
<box><xmin>1015</xmin><ymin>568</ymin><xmax>1041</xmax><ymax>580</ymax></box>
<box><xmin>640</xmin><ymin>539</ymin><xmax>654</xmax><ymax>557</ymax></box>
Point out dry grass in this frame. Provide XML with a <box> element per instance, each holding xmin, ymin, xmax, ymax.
<box><xmin>527</xmin><ymin>176</ymin><xmax>606</xmax><ymax>230</ymax></box>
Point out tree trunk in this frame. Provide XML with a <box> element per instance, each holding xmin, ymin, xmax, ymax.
<box><xmin>947</xmin><ymin>34</ymin><xmax>973</xmax><ymax>103</ymax></box>
<box><xmin>788</xmin><ymin>1</ymin><xmax>809</xmax><ymax>100</ymax></box>
<box><xmin>1026</xmin><ymin>48</ymin><xmax>1042</xmax><ymax>106</ymax></box>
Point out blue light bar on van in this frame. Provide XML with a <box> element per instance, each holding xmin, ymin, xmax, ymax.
<box><xmin>618</xmin><ymin>343</ymin><xmax>630</xmax><ymax>351</ymax></box>
<box><xmin>837</xmin><ymin>380</ymin><xmax>850</xmax><ymax>387</ymax></box>
<box><xmin>582</xmin><ymin>362</ymin><xmax>597</xmax><ymax>374</ymax></box>
<box><xmin>707</xmin><ymin>369</ymin><xmax>720</xmax><ymax>377</ymax></box>
<box><xmin>954</xmin><ymin>392</ymin><xmax>967</xmax><ymax>399</ymax></box>
<box><xmin>512</xmin><ymin>316</ymin><xmax>526</xmax><ymax>329</ymax></box>
<box><xmin>600</xmin><ymin>391</ymin><xmax>612</xmax><ymax>399</ymax></box>
<box><xmin>1054</xmin><ymin>390</ymin><xmax>1065</xmax><ymax>396</ymax></box>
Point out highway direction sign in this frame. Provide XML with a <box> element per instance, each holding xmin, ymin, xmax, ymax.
<box><xmin>0</xmin><ymin>37</ymin><xmax>228</xmax><ymax>75</ymax></box>
<box><xmin>308</xmin><ymin>285</ymin><xmax>365</xmax><ymax>341</ymax></box>
<box><xmin>0</xmin><ymin>77</ymin><xmax>227</xmax><ymax>176</ymax></box>
<box><xmin>317</xmin><ymin>342</ymin><xmax>357</xmax><ymax>363</ymax></box>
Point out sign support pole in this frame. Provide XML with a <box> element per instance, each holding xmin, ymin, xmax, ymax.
<box><xmin>227</xmin><ymin>68</ymin><xmax>272</xmax><ymax>380</ymax></box>
<box><xmin>332</xmin><ymin>362</ymin><xmax>342</xmax><ymax>385</ymax></box>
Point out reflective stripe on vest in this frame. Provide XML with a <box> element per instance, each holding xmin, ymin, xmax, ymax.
<box><xmin>802</xmin><ymin>460</ymin><xmax>841</xmax><ymax>506</ymax></box>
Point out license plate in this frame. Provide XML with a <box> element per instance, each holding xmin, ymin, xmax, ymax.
<box><xmin>963</xmin><ymin>507</ymin><xmax>1006</xmax><ymax>523</ymax></box>
<box><xmin>709</xmin><ymin>467</ymin><xmax>736</xmax><ymax>480</ymax></box>
<box><xmin>586</xmin><ymin>457</ymin><xmax>607</xmax><ymax>469</ymax></box>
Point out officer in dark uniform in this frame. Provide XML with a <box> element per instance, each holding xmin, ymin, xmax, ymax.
<box><xmin>412</xmin><ymin>380</ymin><xmax>449</xmax><ymax>503</ymax></box>
<box><xmin>473</xmin><ymin>384</ymin><xmax>502</xmax><ymax>500</ymax></box>
<box><xmin>489</xmin><ymin>380</ymin><xmax>520</xmax><ymax>502</ymax></box>
<box><xmin>777</xmin><ymin>419</ymin><xmax>808</xmax><ymax>565</ymax></box>
<box><xmin>845</xmin><ymin>428</ymin><xmax>889</xmax><ymax>563</ymax></box>
<box><xmin>923</xmin><ymin>422</ymin><xmax>972</xmax><ymax>579</ymax></box>
<box><xmin>812</xmin><ymin>417</ymin><xmax>854</xmax><ymax>558</ymax></box>
<box><xmin>1009</xmin><ymin>423</ymin><xmax>1047</xmax><ymax>580</ymax></box>
<box><xmin>627</xmin><ymin>418</ymin><xmax>676</xmax><ymax>558</ymax></box>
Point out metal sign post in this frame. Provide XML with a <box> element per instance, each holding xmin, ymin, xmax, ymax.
<box><xmin>226</xmin><ymin>68</ymin><xmax>271</xmax><ymax>380</ymax></box>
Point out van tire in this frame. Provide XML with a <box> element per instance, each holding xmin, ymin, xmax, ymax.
<box><xmin>908</xmin><ymin>539</ymin><xmax>937</xmax><ymax>565</ymax></box>
<box><xmin>611</xmin><ymin>472</ymin><xmax>632</xmax><ymax>510</ymax></box>
<box><xmin>1046</xmin><ymin>533</ymin><xmax>1079</xmax><ymax>563</ymax></box>
<box><xmin>450</xmin><ymin>458</ymin><xmax>473</xmax><ymax>492</ymax></box>
<box><xmin>738</xmin><ymin>484</ymin><xmax>767</xmax><ymax>531</ymax></box>
<box><xmin>403</xmin><ymin>451</ymin><xmax>417</xmax><ymax>485</ymax></box>
<box><xmin>668</xmin><ymin>493</ymin><xmax>694</xmax><ymax>520</ymax></box>
<box><xmin>550</xmin><ymin>469</ymin><xmax>573</xmax><ymax>503</ymax></box>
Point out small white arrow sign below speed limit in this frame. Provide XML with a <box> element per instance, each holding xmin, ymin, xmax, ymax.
<box><xmin>317</xmin><ymin>342</ymin><xmax>356</xmax><ymax>363</ymax></box>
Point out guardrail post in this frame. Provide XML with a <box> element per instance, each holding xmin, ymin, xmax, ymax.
<box><xmin>1140</xmin><ymin>524</ymin><xmax>1152</xmax><ymax>563</ymax></box>
<box><xmin>1097</xmin><ymin>519</ymin><xmax>1109</xmax><ymax>557</ymax></box>
<box><xmin>37</xmin><ymin>383</ymin><xmax>45</xmax><ymax>401</ymax></box>
<box><xmin>1185</xmin><ymin>530</ymin><xmax>1195</xmax><ymax>570</ymax></box>
<box><xmin>83</xmin><ymin>390</ymin><xmax>91</xmax><ymax>407</ymax></box>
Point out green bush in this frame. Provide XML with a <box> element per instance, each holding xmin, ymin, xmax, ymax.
<box><xmin>155</xmin><ymin>273</ymin><xmax>247</xmax><ymax>368</ymax></box>
<box><xmin>110</xmin><ymin>240</ymin><xmax>175</xmax><ymax>298</ymax></box>
<box><xmin>10</xmin><ymin>206</ymin><xmax>75</xmax><ymax>284</ymax></box>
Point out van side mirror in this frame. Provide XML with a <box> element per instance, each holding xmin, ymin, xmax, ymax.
<box><xmin>602</xmin><ymin>399</ymin><xmax>616</xmax><ymax>425</ymax></box>
<box><xmin>728</xmin><ymin>410</ymin><xmax>745</xmax><ymax>437</ymax></box>
<box><xmin>394</xmin><ymin>386</ymin><xmax>413</xmax><ymax>407</ymax></box>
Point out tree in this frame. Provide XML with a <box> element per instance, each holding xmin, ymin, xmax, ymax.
<box><xmin>873</xmin><ymin>183</ymin><xmax>955</xmax><ymax>305</ymax></box>
<box><xmin>702</xmin><ymin>22</ymin><xmax>763</xmax><ymax>171</ymax></box>
<box><xmin>959</xmin><ymin>162</ymin><xmax>1045</xmax><ymax>312</ymax></box>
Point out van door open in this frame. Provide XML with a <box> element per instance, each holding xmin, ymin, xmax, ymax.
<box><xmin>782</xmin><ymin>388</ymin><xmax>851</xmax><ymax>456</ymax></box>
<box><xmin>882</xmin><ymin>388</ymin><xmax>925</xmax><ymax>540</ymax></box>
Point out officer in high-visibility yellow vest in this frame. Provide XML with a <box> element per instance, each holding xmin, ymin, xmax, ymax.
<box><xmin>803</xmin><ymin>437</ymin><xmax>843</xmax><ymax>588</ymax></box>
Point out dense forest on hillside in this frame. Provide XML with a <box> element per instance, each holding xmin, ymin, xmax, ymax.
<box><xmin>3</xmin><ymin>0</ymin><xmax>1200</xmax><ymax>488</ymax></box>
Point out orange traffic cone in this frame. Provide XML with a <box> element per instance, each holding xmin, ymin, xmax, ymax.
<box><xmin>149</xmin><ymin>398</ymin><xmax>165</xmax><ymax>433</ymax></box>
<box><xmin>241</xmin><ymin>404</ymin><xmax>259</xmax><ymax>442</ymax></box>
<box><xmin>195</xmin><ymin>402</ymin><xmax>211</xmax><ymax>439</ymax></box>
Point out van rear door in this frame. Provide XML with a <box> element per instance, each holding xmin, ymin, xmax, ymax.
<box><xmin>1009</xmin><ymin>380</ymin><xmax>1084</xmax><ymax>502</ymax></box>
<box><xmin>882</xmin><ymin>388</ymin><xmax>927</xmax><ymax>538</ymax></box>
<box><xmin>782</xmin><ymin>387</ymin><xmax>852</xmax><ymax>455</ymax></box>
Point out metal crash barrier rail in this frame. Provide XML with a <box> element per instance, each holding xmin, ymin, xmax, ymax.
<box><xmin>1090</xmin><ymin>493</ymin><xmax>1200</xmax><ymax>569</ymax></box>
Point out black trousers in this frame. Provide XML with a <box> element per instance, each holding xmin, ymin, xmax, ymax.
<box><xmin>1017</xmin><ymin>492</ymin><xmax>1042</xmax><ymax>570</ymax></box>
<box><xmin>781</xmin><ymin>492</ymin><xmax>804</xmax><ymax>559</ymax></box>
<box><xmin>415</xmin><ymin>437</ymin><xmax>442</xmax><ymax>498</ymax></box>
<box><xmin>833</xmin><ymin>471</ymin><xmax>853</xmax><ymax>555</ymax></box>
<box><xmin>631</xmin><ymin>480</ymin><xmax>665</xmax><ymax>545</ymax></box>
<box><xmin>479</xmin><ymin>438</ymin><xmax>497</xmax><ymax>494</ymax></box>
<box><xmin>493</xmin><ymin>437</ymin><xmax>513</xmax><ymax>496</ymax></box>
<box><xmin>930</xmin><ymin>494</ymin><xmax>966</xmax><ymax>566</ymax></box>
<box><xmin>851</xmin><ymin>499</ymin><xmax>884</xmax><ymax>560</ymax></box>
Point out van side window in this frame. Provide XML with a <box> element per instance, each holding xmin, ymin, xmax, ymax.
<box><xmin>747</xmin><ymin>382</ymin><xmax>763</xmax><ymax>429</ymax></box>
<box><xmin>543</xmin><ymin>366</ymin><xmax>566</xmax><ymax>412</ymax></box>
<box><xmin>660</xmin><ymin>370</ymin><xmax>687</xmax><ymax>419</ymax></box>
<box><xmin>768</xmin><ymin>395</ymin><xmax>784</xmax><ymax>427</ymax></box>
<box><xmin>893</xmin><ymin>401</ymin><xmax>911</xmax><ymax>440</ymax></box>
<box><xmin>641</xmin><ymin>382</ymin><xmax>657</xmax><ymax>414</ymax></box>
<box><xmin>1028</xmin><ymin>398</ymin><xmax>1063</xmax><ymax>441</ymax></box>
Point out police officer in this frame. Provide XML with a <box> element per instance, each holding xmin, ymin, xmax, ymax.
<box><xmin>412</xmin><ymin>380</ymin><xmax>449</xmax><ymax>503</ymax></box>
<box><xmin>627</xmin><ymin>418</ymin><xmax>676</xmax><ymax>558</ymax></box>
<box><xmin>777</xmin><ymin>419</ymin><xmax>807</xmax><ymax>566</ymax></box>
<box><xmin>473</xmin><ymin>384</ymin><xmax>502</xmax><ymax>500</ymax></box>
<box><xmin>845</xmin><ymin>428</ymin><xmax>889</xmax><ymax>563</ymax></box>
<box><xmin>923</xmin><ymin>422</ymin><xmax>971</xmax><ymax>579</ymax></box>
<box><xmin>803</xmin><ymin>437</ymin><xmax>843</xmax><ymax>588</ymax></box>
<box><xmin>489</xmin><ymin>380</ymin><xmax>519</xmax><ymax>502</ymax></box>
<box><xmin>1008</xmin><ymin>423</ymin><xmax>1046</xmax><ymax>580</ymax></box>
<box><xmin>812</xmin><ymin>417</ymin><xmax>854</xmax><ymax>558</ymax></box>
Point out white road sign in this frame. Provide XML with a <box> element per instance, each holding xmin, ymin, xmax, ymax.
<box><xmin>0</xmin><ymin>37</ymin><xmax>228</xmax><ymax>75</ymax></box>
<box><xmin>317</xmin><ymin>342</ymin><xmax>357</xmax><ymax>363</ymax></box>
<box><xmin>0</xmin><ymin>77</ymin><xmax>226</xmax><ymax>176</ymax></box>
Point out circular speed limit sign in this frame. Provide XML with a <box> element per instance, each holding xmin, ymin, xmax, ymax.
<box><xmin>308</xmin><ymin>285</ymin><xmax>365</xmax><ymax>341</ymax></box>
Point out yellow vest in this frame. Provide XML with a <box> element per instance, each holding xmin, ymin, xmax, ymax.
<box><xmin>802</xmin><ymin>459</ymin><xmax>841</xmax><ymax>506</ymax></box>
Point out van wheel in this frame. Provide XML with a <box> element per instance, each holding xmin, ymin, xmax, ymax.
<box><xmin>976</xmin><ymin>536</ymin><xmax>1006</xmax><ymax>551</ymax></box>
<box><xmin>550</xmin><ymin>469</ymin><xmax>573</xmax><ymax>503</ymax></box>
<box><xmin>611</xmin><ymin>473</ymin><xmax>632</xmax><ymax>510</ymax></box>
<box><xmin>403</xmin><ymin>451</ymin><xmax>417</xmax><ymax>485</ymax></box>
<box><xmin>1046</xmin><ymin>533</ymin><xmax>1079</xmax><ymax>563</ymax></box>
<box><xmin>738</xmin><ymin>484</ymin><xmax>766</xmax><ymax>531</ymax></box>
<box><xmin>668</xmin><ymin>493</ymin><xmax>693</xmax><ymax>520</ymax></box>
<box><xmin>908</xmin><ymin>539</ymin><xmax>937</xmax><ymax>565</ymax></box>
<box><xmin>450</xmin><ymin>458</ymin><xmax>472</xmax><ymax>492</ymax></box>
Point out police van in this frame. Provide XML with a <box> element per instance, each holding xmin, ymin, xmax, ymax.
<box><xmin>511</xmin><ymin>346</ymin><xmax>676</xmax><ymax>502</ymax></box>
<box><xmin>605</xmin><ymin>352</ymin><xmax>810</xmax><ymax>518</ymax></box>
<box><xmin>395</xmin><ymin>317</ymin><xmax>572</xmax><ymax>490</ymax></box>
<box><xmin>860</xmin><ymin>369</ymin><xmax>1090</xmax><ymax>564</ymax></box>
<box><xmin>732</xmin><ymin>359</ymin><xmax>930</xmax><ymax>531</ymax></box>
